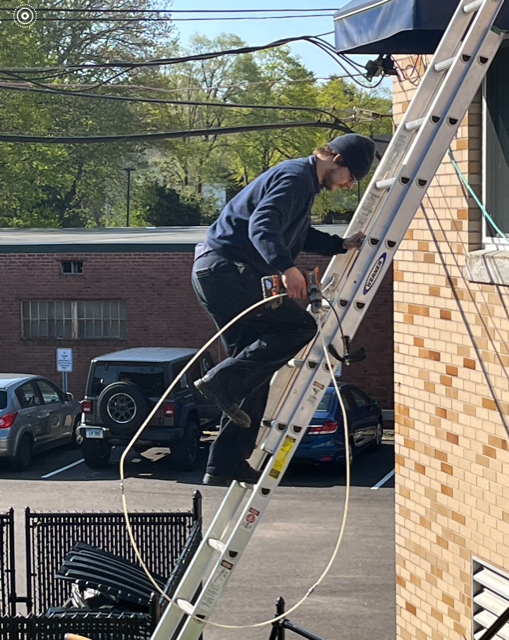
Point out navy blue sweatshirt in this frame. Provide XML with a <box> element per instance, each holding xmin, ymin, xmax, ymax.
<box><xmin>201</xmin><ymin>155</ymin><xmax>347</xmax><ymax>275</ymax></box>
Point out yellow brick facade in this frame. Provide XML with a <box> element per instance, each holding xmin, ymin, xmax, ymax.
<box><xmin>394</xmin><ymin>56</ymin><xmax>509</xmax><ymax>640</ymax></box>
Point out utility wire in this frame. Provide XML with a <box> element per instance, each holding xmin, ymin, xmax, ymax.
<box><xmin>0</xmin><ymin>32</ymin><xmax>336</xmax><ymax>91</ymax></box>
<box><xmin>0</xmin><ymin>33</ymin><xmax>335</xmax><ymax>73</ymax></box>
<box><xmin>0</xmin><ymin>77</ymin><xmax>334</xmax><ymax>91</ymax></box>
<box><xmin>2</xmin><ymin>14</ymin><xmax>335</xmax><ymax>22</ymax></box>
<box><xmin>1</xmin><ymin>7</ymin><xmax>340</xmax><ymax>12</ymax></box>
<box><xmin>0</xmin><ymin>119</ymin><xmax>351</xmax><ymax>144</ymax></box>
<box><xmin>0</xmin><ymin>81</ymin><xmax>347</xmax><ymax>122</ymax></box>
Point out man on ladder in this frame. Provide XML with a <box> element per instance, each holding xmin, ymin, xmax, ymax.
<box><xmin>192</xmin><ymin>133</ymin><xmax>375</xmax><ymax>486</ymax></box>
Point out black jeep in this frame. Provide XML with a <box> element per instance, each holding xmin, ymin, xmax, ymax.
<box><xmin>79</xmin><ymin>347</ymin><xmax>220</xmax><ymax>470</ymax></box>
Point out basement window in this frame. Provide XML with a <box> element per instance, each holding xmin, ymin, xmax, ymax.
<box><xmin>473</xmin><ymin>558</ymin><xmax>509</xmax><ymax>640</ymax></box>
<box><xmin>21</xmin><ymin>300</ymin><xmax>126</xmax><ymax>339</ymax></box>
<box><xmin>61</xmin><ymin>261</ymin><xmax>83</xmax><ymax>275</ymax></box>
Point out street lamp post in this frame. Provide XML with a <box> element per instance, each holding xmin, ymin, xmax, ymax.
<box><xmin>124</xmin><ymin>167</ymin><xmax>135</xmax><ymax>227</ymax></box>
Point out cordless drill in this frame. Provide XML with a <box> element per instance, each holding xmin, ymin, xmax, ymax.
<box><xmin>261</xmin><ymin>267</ymin><xmax>323</xmax><ymax>314</ymax></box>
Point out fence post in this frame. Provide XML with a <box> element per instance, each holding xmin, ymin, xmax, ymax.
<box><xmin>192</xmin><ymin>490</ymin><xmax>202</xmax><ymax>523</ymax></box>
<box><xmin>24</xmin><ymin>507</ymin><xmax>33</xmax><ymax>613</ymax></box>
<box><xmin>269</xmin><ymin>596</ymin><xmax>286</xmax><ymax>640</ymax></box>
<box><xmin>8</xmin><ymin>508</ymin><xmax>16</xmax><ymax>616</ymax></box>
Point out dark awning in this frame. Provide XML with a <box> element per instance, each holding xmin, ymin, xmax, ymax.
<box><xmin>334</xmin><ymin>0</ymin><xmax>509</xmax><ymax>55</ymax></box>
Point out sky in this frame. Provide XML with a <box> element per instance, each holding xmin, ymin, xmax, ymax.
<box><xmin>167</xmin><ymin>0</ymin><xmax>389</xmax><ymax>87</ymax></box>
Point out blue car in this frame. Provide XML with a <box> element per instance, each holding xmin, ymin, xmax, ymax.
<box><xmin>294</xmin><ymin>382</ymin><xmax>383</xmax><ymax>468</ymax></box>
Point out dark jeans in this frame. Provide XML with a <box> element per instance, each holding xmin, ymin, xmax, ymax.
<box><xmin>192</xmin><ymin>251</ymin><xmax>317</xmax><ymax>476</ymax></box>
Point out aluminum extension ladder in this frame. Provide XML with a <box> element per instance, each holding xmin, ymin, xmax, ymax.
<box><xmin>152</xmin><ymin>1</ymin><xmax>506</xmax><ymax>638</ymax></box>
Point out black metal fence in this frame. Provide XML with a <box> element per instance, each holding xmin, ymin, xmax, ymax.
<box><xmin>0</xmin><ymin>612</ymin><xmax>153</xmax><ymax>640</ymax></box>
<box><xmin>25</xmin><ymin>504</ymin><xmax>198</xmax><ymax>615</ymax></box>
<box><xmin>0</xmin><ymin>509</ymin><xmax>15</xmax><ymax>616</ymax></box>
<box><xmin>156</xmin><ymin>515</ymin><xmax>203</xmax><ymax>617</ymax></box>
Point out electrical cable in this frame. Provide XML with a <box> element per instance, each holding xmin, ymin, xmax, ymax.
<box><xmin>1</xmin><ymin>7</ymin><xmax>341</xmax><ymax>13</ymax></box>
<box><xmin>0</xmin><ymin>119</ymin><xmax>351</xmax><ymax>143</ymax></box>
<box><xmin>447</xmin><ymin>148</ymin><xmax>506</xmax><ymax>239</ymax></box>
<box><xmin>2</xmin><ymin>14</ymin><xmax>335</xmax><ymax>22</ymax></box>
<box><xmin>0</xmin><ymin>81</ymin><xmax>342</xmax><ymax>121</ymax></box>
<box><xmin>0</xmin><ymin>77</ymin><xmax>334</xmax><ymax>91</ymax></box>
<box><xmin>0</xmin><ymin>33</ymin><xmax>336</xmax><ymax>73</ymax></box>
<box><xmin>0</xmin><ymin>30</ymin><xmax>338</xmax><ymax>91</ymax></box>
<box><xmin>118</xmin><ymin>290</ymin><xmax>352</xmax><ymax>630</ymax></box>
<box><xmin>391</xmin><ymin>55</ymin><xmax>421</xmax><ymax>87</ymax></box>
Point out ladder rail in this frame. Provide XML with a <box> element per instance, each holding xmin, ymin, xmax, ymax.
<box><xmin>150</xmin><ymin>484</ymin><xmax>247</xmax><ymax>637</ymax></box>
<box><xmin>262</xmin><ymin>0</ymin><xmax>496</xmax><ymax>424</ymax></box>
<box><xmin>329</xmin><ymin>28</ymin><xmax>503</xmax><ymax>335</ymax></box>
<box><xmin>318</xmin><ymin>0</ymin><xmax>503</xmax><ymax>305</ymax></box>
<box><xmin>151</xmin><ymin>1</ymin><xmax>505</xmax><ymax>638</ymax></box>
<box><xmin>266</xmin><ymin>28</ymin><xmax>504</xmax><ymax>445</ymax></box>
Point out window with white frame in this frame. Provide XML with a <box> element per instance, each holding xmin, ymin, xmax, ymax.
<box><xmin>484</xmin><ymin>37</ymin><xmax>509</xmax><ymax>247</ymax></box>
<box><xmin>22</xmin><ymin>300</ymin><xmax>126</xmax><ymax>339</ymax></box>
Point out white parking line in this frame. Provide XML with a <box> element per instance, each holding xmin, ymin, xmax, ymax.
<box><xmin>371</xmin><ymin>468</ymin><xmax>395</xmax><ymax>490</ymax></box>
<box><xmin>41</xmin><ymin>459</ymin><xmax>84</xmax><ymax>479</ymax></box>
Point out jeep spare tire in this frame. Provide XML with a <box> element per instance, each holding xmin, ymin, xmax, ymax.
<box><xmin>98</xmin><ymin>382</ymin><xmax>147</xmax><ymax>435</ymax></box>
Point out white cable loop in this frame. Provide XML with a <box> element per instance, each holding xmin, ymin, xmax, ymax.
<box><xmin>119</xmin><ymin>292</ymin><xmax>351</xmax><ymax>630</ymax></box>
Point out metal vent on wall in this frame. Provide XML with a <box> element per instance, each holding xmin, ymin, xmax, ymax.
<box><xmin>474</xmin><ymin>559</ymin><xmax>509</xmax><ymax>640</ymax></box>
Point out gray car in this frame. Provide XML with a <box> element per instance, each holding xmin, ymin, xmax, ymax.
<box><xmin>0</xmin><ymin>374</ymin><xmax>82</xmax><ymax>471</ymax></box>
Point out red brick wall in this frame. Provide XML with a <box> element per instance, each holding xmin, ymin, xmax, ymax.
<box><xmin>0</xmin><ymin>251</ymin><xmax>393</xmax><ymax>409</ymax></box>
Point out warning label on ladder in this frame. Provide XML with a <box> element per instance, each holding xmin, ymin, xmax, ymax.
<box><xmin>269</xmin><ymin>435</ymin><xmax>296</xmax><ymax>479</ymax></box>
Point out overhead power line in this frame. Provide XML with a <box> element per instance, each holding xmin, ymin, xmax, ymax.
<box><xmin>0</xmin><ymin>81</ymin><xmax>347</xmax><ymax>121</ymax></box>
<box><xmin>0</xmin><ymin>78</ymin><xmax>334</xmax><ymax>92</ymax></box>
<box><xmin>0</xmin><ymin>33</ymin><xmax>336</xmax><ymax>74</ymax></box>
<box><xmin>2</xmin><ymin>14</ymin><xmax>334</xmax><ymax>22</ymax></box>
<box><xmin>1</xmin><ymin>7</ymin><xmax>339</xmax><ymax>12</ymax></box>
<box><xmin>0</xmin><ymin>119</ymin><xmax>351</xmax><ymax>144</ymax></box>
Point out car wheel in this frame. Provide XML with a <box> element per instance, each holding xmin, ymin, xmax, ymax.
<box><xmin>171</xmin><ymin>422</ymin><xmax>200</xmax><ymax>471</ymax></box>
<box><xmin>82</xmin><ymin>438</ymin><xmax>112</xmax><ymax>469</ymax></box>
<box><xmin>98</xmin><ymin>382</ymin><xmax>147</xmax><ymax>436</ymax></box>
<box><xmin>11</xmin><ymin>433</ymin><xmax>33</xmax><ymax>471</ymax></box>
<box><xmin>371</xmin><ymin>421</ymin><xmax>383</xmax><ymax>451</ymax></box>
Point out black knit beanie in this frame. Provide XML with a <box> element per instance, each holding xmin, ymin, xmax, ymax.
<box><xmin>327</xmin><ymin>133</ymin><xmax>376</xmax><ymax>181</ymax></box>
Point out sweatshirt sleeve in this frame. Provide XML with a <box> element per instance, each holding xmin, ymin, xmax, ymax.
<box><xmin>247</xmin><ymin>173</ymin><xmax>308</xmax><ymax>273</ymax></box>
<box><xmin>303</xmin><ymin>226</ymin><xmax>347</xmax><ymax>255</ymax></box>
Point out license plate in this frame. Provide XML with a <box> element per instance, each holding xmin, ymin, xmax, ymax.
<box><xmin>86</xmin><ymin>428</ymin><xmax>104</xmax><ymax>439</ymax></box>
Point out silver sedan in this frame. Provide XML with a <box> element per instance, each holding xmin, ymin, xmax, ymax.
<box><xmin>0</xmin><ymin>374</ymin><xmax>82</xmax><ymax>471</ymax></box>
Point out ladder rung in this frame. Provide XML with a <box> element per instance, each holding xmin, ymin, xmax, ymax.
<box><xmin>207</xmin><ymin>538</ymin><xmax>226</xmax><ymax>553</ymax></box>
<box><xmin>375</xmin><ymin>178</ymin><xmax>396</xmax><ymax>190</ymax></box>
<box><xmin>463</xmin><ymin>0</ymin><xmax>483</xmax><ymax>13</ymax></box>
<box><xmin>435</xmin><ymin>57</ymin><xmax>454</xmax><ymax>72</ymax></box>
<box><xmin>405</xmin><ymin>118</ymin><xmax>425</xmax><ymax>131</ymax></box>
<box><xmin>176</xmin><ymin>599</ymin><xmax>195</xmax><ymax>615</ymax></box>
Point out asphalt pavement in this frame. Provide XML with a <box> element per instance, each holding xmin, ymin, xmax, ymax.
<box><xmin>0</xmin><ymin>437</ymin><xmax>395</xmax><ymax>640</ymax></box>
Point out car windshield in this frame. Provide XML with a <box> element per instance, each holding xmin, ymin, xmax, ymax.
<box><xmin>316</xmin><ymin>392</ymin><xmax>333</xmax><ymax>412</ymax></box>
<box><xmin>89</xmin><ymin>363</ymin><xmax>165</xmax><ymax>397</ymax></box>
<box><xmin>0</xmin><ymin>390</ymin><xmax>7</xmax><ymax>410</ymax></box>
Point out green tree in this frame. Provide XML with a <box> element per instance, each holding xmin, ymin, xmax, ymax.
<box><xmin>0</xmin><ymin>0</ymin><xmax>176</xmax><ymax>227</ymax></box>
<box><xmin>141</xmin><ymin>183</ymin><xmax>203</xmax><ymax>226</ymax></box>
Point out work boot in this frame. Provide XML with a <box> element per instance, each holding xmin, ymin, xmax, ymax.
<box><xmin>194</xmin><ymin>377</ymin><xmax>251</xmax><ymax>429</ymax></box>
<box><xmin>203</xmin><ymin>461</ymin><xmax>262</xmax><ymax>487</ymax></box>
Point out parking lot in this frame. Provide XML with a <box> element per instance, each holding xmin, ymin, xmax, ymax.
<box><xmin>0</xmin><ymin>435</ymin><xmax>395</xmax><ymax>640</ymax></box>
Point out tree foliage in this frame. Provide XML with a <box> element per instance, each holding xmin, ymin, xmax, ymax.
<box><xmin>0</xmin><ymin>16</ymin><xmax>392</xmax><ymax>228</ymax></box>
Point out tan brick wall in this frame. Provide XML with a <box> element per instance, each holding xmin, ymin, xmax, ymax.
<box><xmin>394</xmin><ymin>54</ymin><xmax>509</xmax><ymax>640</ymax></box>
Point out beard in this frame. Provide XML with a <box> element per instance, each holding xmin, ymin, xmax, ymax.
<box><xmin>320</xmin><ymin>168</ymin><xmax>338</xmax><ymax>191</ymax></box>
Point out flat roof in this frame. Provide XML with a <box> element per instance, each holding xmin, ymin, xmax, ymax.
<box><xmin>0</xmin><ymin>225</ymin><xmax>348</xmax><ymax>253</ymax></box>
<box><xmin>92</xmin><ymin>347</ymin><xmax>199</xmax><ymax>363</ymax></box>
